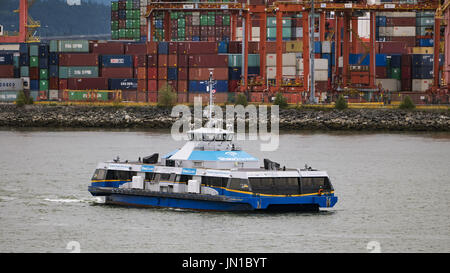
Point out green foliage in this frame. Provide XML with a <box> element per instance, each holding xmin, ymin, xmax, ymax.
<box><xmin>399</xmin><ymin>96</ymin><xmax>415</xmax><ymax>110</ymax></box>
<box><xmin>234</xmin><ymin>93</ymin><xmax>248</xmax><ymax>107</ymax></box>
<box><xmin>157</xmin><ymin>84</ymin><xmax>177</xmax><ymax>108</ymax></box>
<box><xmin>335</xmin><ymin>95</ymin><xmax>348</xmax><ymax>110</ymax></box>
<box><xmin>15</xmin><ymin>90</ymin><xmax>33</xmax><ymax>107</ymax></box>
<box><xmin>273</xmin><ymin>93</ymin><xmax>288</xmax><ymax>109</ymax></box>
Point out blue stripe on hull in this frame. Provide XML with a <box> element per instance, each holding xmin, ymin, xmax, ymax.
<box><xmin>106</xmin><ymin>194</ymin><xmax>254</xmax><ymax>211</ymax></box>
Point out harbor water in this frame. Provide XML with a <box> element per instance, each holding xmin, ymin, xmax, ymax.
<box><xmin>0</xmin><ymin>129</ymin><xmax>449</xmax><ymax>253</ymax></box>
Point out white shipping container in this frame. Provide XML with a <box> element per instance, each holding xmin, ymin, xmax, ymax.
<box><xmin>252</xmin><ymin>27</ymin><xmax>260</xmax><ymax>38</ymax></box>
<box><xmin>378</xmin><ymin>27</ymin><xmax>393</xmax><ymax>36</ymax></box>
<box><xmin>298</xmin><ymin>58</ymin><xmax>329</xmax><ymax>70</ymax></box>
<box><xmin>251</xmin><ymin>37</ymin><xmax>261</xmax><ymax>42</ymax></box>
<box><xmin>49</xmin><ymin>90</ymin><xmax>58</xmax><ymax>100</ymax></box>
<box><xmin>266</xmin><ymin>66</ymin><xmax>298</xmax><ymax>79</ymax></box>
<box><xmin>339</xmin><ymin>56</ymin><xmax>343</xmax><ymax>68</ymax></box>
<box><xmin>377</xmin><ymin>12</ymin><xmax>416</xmax><ymax>18</ymax></box>
<box><xmin>266</xmin><ymin>54</ymin><xmax>276</xmax><ymax>67</ymax></box>
<box><xmin>376</xmin><ymin>79</ymin><xmax>400</xmax><ymax>91</ymax></box>
<box><xmin>322</xmin><ymin>41</ymin><xmax>331</xmax><ymax>54</ymax></box>
<box><xmin>412</xmin><ymin>79</ymin><xmax>433</xmax><ymax>92</ymax></box>
<box><xmin>295</xmin><ymin>69</ymin><xmax>329</xmax><ymax>81</ymax></box>
<box><xmin>0</xmin><ymin>44</ymin><xmax>20</xmax><ymax>51</ymax></box>
<box><xmin>0</xmin><ymin>78</ymin><xmax>23</xmax><ymax>91</ymax></box>
<box><xmin>392</xmin><ymin>26</ymin><xmax>415</xmax><ymax>37</ymax></box>
<box><xmin>282</xmin><ymin>53</ymin><xmax>297</xmax><ymax>66</ymax></box>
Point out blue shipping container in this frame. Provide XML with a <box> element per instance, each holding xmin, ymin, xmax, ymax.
<box><xmin>189</xmin><ymin>80</ymin><xmax>228</xmax><ymax>92</ymax></box>
<box><xmin>19</xmin><ymin>43</ymin><xmax>28</xmax><ymax>54</ymax></box>
<box><xmin>168</xmin><ymin>67</ymin><xmax>178</xmax><ymax>80</ymax></box>
<box><xmin>158</xmin><ymin>42</ymin><xmax>169</xmax><ymax>55</ymax></box>
<box><xmin>248</xmin><ymin>67</ymin><xmax>260</xmax><ymax>75</ymax></box>
<box><xmin>108</xmin><ymin>78</ymin><xmax>138</xmax><ymax>90</ymax></box>
<box><xmin>49</xmin><ymin>65</ymin><xmax>59</xmax><ymax>77</ymax></box>
<box><xmin>30</xmin><ymin>80</ymin><xmax>39</xmax><ymax>91</ymax></box>
<box><xmin>418</xmin><ymin>39</ymin><xmax>433</xmax><ymax>47</ymax></box>
<box><xmin>412</xmin><ymin>65</ymin><xmax>433</xmax><ymax>79</ymax></box>
<box><xmin>0</xmin><ymin>53</ymin><xmax>14</xmax><ymax>65</ymax></box>
<box><xmin>19</xmin><ymin>54</ymin><xmax>29</xmax><ymax>66</ymax></box>
<box><xmin>229</xmin><ymin>67</ymin><xmax>241</xmax><ymax>80</ymax></box>
<box><xmin>101</xmin><ymin>55</ymin><xmax>133</xmax><ymax>67</ymax></box>
<box><xmin>39</xmin><ymin>58</ymin><xmax>49</xmax><ymax>69</ymax></box>
<box><xmin>412</xmin><ymin>54</ymin><xmax>434</xmax><ymax>66</ymax></box>
<box><xmin>314</xmin><ymin>41</ymin><xmax>321</xmax><ymax>54</ymax></box>
<box><xmin>218</xmin><ymin>41</ymin><xmax>228</xmax><ymax>54</ymax></box>
<box><xmin>349</xmin><ymin>54</ymin><xmax>386</xmax><ymax>66</ymax></box>
<box><xmin>389</xmin><ymin>54</ymin><xmax>401</xmax><ymax>68</ymax></box>
<box><xmin>49</xmin><ymin>52</ymin><xmax>59</xmax><ymax>65</ymax></box>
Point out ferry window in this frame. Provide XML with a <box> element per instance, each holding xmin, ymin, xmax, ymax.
<box><xmin>105</xmin><ymin>170</ymin><xmax>117</xmax><ymax>180</ymax></box>
<box><xmin>169</xmin><ymin>173</ymin><xmax>176</xmax><ymax>182</ymax></box>
<box><xmin>118</xmin><ymin>171</ymin><xmax>136</xmax><ymax>181</ymax></box>
<box><xmin>92</xmin><ymin>169</ymin><xmax>106</xmax><ymax>180</ymax></box>
<box><xmin>145</xmin><ymin>172</ymin><xmax>155</xmax><ymax>182</ymax></box>
<box><xmin>249</xmin><ymin>178</ymin><xmax>274</xmax><ymax>194</ymax></box>
<box><xmin>176</xmin><ymin>175</ymin><xmax>192</xmax><ymax>183</ymax></box>
<box><xmin>193</xmin><ymin>161</ymin><xmax>203</xmax><ymax>167</ymax></box>
<box><xmin>300</xmin><ymin>177</ymin><xmax>330</xmax><ymax>194</ymax></box>
<box><xmin>202</xmin><ymin>176</ymin><xmax>228</xmax><ymax>188</ymax></box>
<box><xmin>249</xmin><ymin>177</ymin><xmax>300</xmax><ymax>195</ymax></box>
<box><xmin>160</xmin><ymin>173</ymin><xmax>171</xmax><ymax>181</ymax></box>
<box><xmin>228</xmin><ymin>178</ymin><xmax>250</xmax><ymax>192</ymax></box>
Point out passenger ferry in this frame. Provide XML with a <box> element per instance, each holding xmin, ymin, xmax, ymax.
<box><xmin>88</xmin><ymin>75</ymin><xmax>338</xmax><ymax>212</ymax></box>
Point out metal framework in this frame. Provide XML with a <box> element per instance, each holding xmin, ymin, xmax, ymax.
<box><xmin>0</xmin><ymin>0</ymin><xmax>40</xmax><ymax>43</ymax></box>
<box><xmin>145</xmin><ymin>1</ymin><xmax>442</xmax><ymax>102</ymax></box>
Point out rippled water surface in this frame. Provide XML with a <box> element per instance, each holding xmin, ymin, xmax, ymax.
<box><xmin>0</xmin><ymin>129</ymin><xmax>449</xmax><ymax>253</ymax></box>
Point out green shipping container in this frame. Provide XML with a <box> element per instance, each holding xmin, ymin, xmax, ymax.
<box><xmin>200</xmin><ymin>15</ymin><xmax>208</xmax><ymax>26</ymax></box>
<box><xmin>228</xmin><ymin>54</ymin><xmax>242</xmax><ymax>67</ymax></box>
<box><xmin>119</xmin><ymin>29</ymin><xmax>127</xmax><ymax>38</ymax></box>
<box><xmin>56</xmin><ymin>40</ymin><xmax>89</xmax><ymax>53</ymax></box>
<box><xmin>111</xmin><ymin>30</ymin><xmax>119</xmax><ymax>40</ymax></box>
<box><xmin>207</xmin><ymin>15</ymin><xmax>215</xmax><ymax>26</ymax></box>
<box><xmin>68</xmin><ymin>91</ymin><xmax>108</xmax><ymax>101</ymax></box>
<box><xmin>40</xmin><ymin>69</ymin><xmax>48</xmax><ymax>80</ymax></box>
<box><xmin>178</xmin><ymin>18</ymin><xmax>186</xmax><ymax>28</ymax></box>
<box><xmin>58</xmin><ymin>66</ymin><xmax>99</xmax><ymax>79</ymax></box>
<box><xmin>267</xmin><ymin>17</ymin><xmax>292</xmax><ymax>28</ymax></box>
<box><xmin>111</xmin><ymin>21</ymin><xmax>118</xmax><ymax>30</ymax></box>
<box><xmin>248</xmin><ymin>54</ymin><xmax>260</xmax><ymax>67</ymax></box>
<box><xmin>267</xmin><ymin>27</ymin><xmax>292</xmax><ymax>39</ymax></box>
<box><xmin>126</xmin><ymin>0</ymin><xmax>133</xmax><ymax>10</ymax></box>
<box><xmin>30</xmin><ymin>56</ymin><xmax>38</xmax><ymax>67</ymax></box>
<box><xmin>29</xmin><ymin>44</ymin><xmax>39</xmax><ymax>56</ymax></box>
<box><xmin>170</xmin><ymin>11</ymin><xmax>178</xmax><ymax>20</ymax></box>
<box><xmin>20</xmin><ymin>66</ymin><xmax>29</xmax><ymax>77</ymax></box>
<box><xmin>223</xmin><ymin>15</ymin><xmax>230</xmax><ymax>26</ymax></box>
<box><xmin>39</xmin><ymin>80</ymin><xmax>49</xmax><ymax>91</ymax></box>
<box><xmin>178</xmin><ymin>28</ymin><xmax>185</xmax><ymax>37</ymax></box>
<box><xmin>0</xmin><ymin>91</ymin><xmax>19</xmax><ymax>102</ymax></box>
<box><xmin>13</xmin><ymin>55</ymin><xmax>19</xmax><ymax>68</ymax></box>
<box><xmin>132</xmin><ymin>29</ymin><xmax>140</xmax><ymax>39</ymax></box>
<box><xmin>390</xmin><ymin>68</ymin><xmax>401</xmax><ymax>80</ymax></box>
<box><xmin>111</xmin><ymin>2</ymin><xmax>118</xmax><ymax>11</ymax></box>
<box><xmin>49</xmin><ymin>40</ymin><xmax>58</xmax><ymax>52</ymax></box>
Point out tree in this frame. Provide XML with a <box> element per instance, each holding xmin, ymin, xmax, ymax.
<box><xmin>235</xmin><ymin>93</ymin><xmax>248</xmax><ymax>107</ymax></box>
<box><xmin>15</xmin><ymin>90</ymin><xmax>33</xmax><ymax>107</ymax></box>
<box><xmin>398</xmin><ymin>96</ymin><xmax>415</xmax><ymax>110</ymax></box>
<box><xmin>335</xmin><ymin>95</ymin><xmax>348</xmax><ymax>110</ymax></box>
<box><xmin>273</xmin><ymin>92</ymin><xmax>288</xmax><ymax>109</ymax></box>
<box><xmin>157</xmin><ymin>83</ymin><xmax>177</xmax><ymax>108</ymax></box>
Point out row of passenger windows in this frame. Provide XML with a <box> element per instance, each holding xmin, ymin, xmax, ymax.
<box><xmin>92</xmin><ymin>169</ymin><xmax>331</xmax><ymax>194</ymax></box>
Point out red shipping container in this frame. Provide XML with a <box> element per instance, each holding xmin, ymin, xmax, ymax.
<box><xmin>188</xmin><ymin>55</ymin><xmax>228</xmax><ymax>67</ymax></box>
<box><xmin>146</xmin><ymin>41</ymin><xmax>158</xmax><ymax>55</ymax></box>
<box><xmin>376</xmin><ymin>67</ymin><xmax>387</xmax><ymax>78</ymax></box>
<box><xmin>401</xmin><ymin>79</ymin><xmax>412</xmax><ymax>91</ymax></box>
<box><xmin>137</xmin><ymin>67</ymin><xmax>147</xmax><ymax>80</ymax></box>
<box><xmin>185</xmin><ymin>42</ymin><xmax>218</xmax><ymax>54</ymax></box>
<box><xmin>378</xmin><ymin>42</ymin><xmax>409</xmax><ymax>54</ymax></box>
<box><xmin>49</xmin><ymin>77</ymin><xmax>59</xmax><ymax>90</ymax></box>
<box><xmin>91</xmin><ymin>42</ymin><xmax>124</xmax><ymax>55</ymax></box>
<box><xmin>134</xmin><ymin>55</ymin><xmax>147</xmax><ymax>67</ymax></box>
<box><xmin>228</xmin><ymin>80</ymin><xmax>240</xmax><ymax>92</ymax></box>
<box><xmin>189</xmin><ymin>92</ymin><xmax>228</xmax><ymax>104</ymax></box>
<box><xmin>229</xmin><ymin>41</ymin><xmax>241</xmax><ymax>53</ymax></box>
<box><xmin>177</xmin><ymin>93</ymin><xmax>188</xmax><ymax>103</ymax></box>
<box><xmin>147</xmin><ymin>80</ymin><xmax>158</xmax><ymax>92</ymax></box>
<box><xmin>178</xmin><ymin>42</ymin><xmax>187</xmax><ymax>55</ymax></box>
<box><xmin>178</xmin><ymin>80</ymin><xmax>188</xmax><ymax>93</ymax></box>
<box><xmin>0</xmin><ymin>65</ymin><xmax>14</xmax><ymax>78</ymax></box>
<box><xmin>29</xmin><ymin>67</ymin><xmax>39</xmax><ymax>80</ymax></box>
<box><xmin>101</xmin><ymin>67</ymin><xmax>133</xmax><ymax>78</ymax></box>
<box><xmin>168</xmin><ymin>42</ymin><xmax>178</xmax><ymax>54</ymax></box>
<box><xmin>350</xmin><ymin>72</ymin><xmax>369</xmax><ymax>84</ymax></box>
<box><xmin>137</xmin><ymin>79</ymin><xmax>147</xmax><ymax>92</ymax></box>
<box><xmin>177</xmin><ymin>67</ymin><xmax>188</xmax><ymax>80</ymax></box>
<box><xmin>168</xmin><ymin>54</ymin><xmax>178</xmax><ymax>67</ymax></box>
<box><xmin>147</xmin><ymin>67</ymin><xmax>157</xmax><ymax>80</ymax></box>
<box><xmin>59</xmin><ymin>79</ymin><xmax>68</xmax><ymax>90</ymax></box>
<box><xmin>158</xmin><ymin>54</ymin><xmax>168</xmax><ymax>67</ymax></box>
<box><xmin>388</xmin><ymin>37</ymin><xmax>416</xmax><ymax>47</ymax></box>
<box><xmin>59</xmin><ymin>53</ymin><xmax>99</xmax><ymax>66</ymax></box>
<box><xmin>401</xmin><ymin>66</ymin><xmax>411</xmax><ymax>78</ymax></box>
<box><xmin>125</xmin><ymin>43</ymin><xmax>147</xmax><ymax>55</ymax></box>
<box><xmin>140</xmin><ymin>25</ymin><xmax>147</xmax><ymax>37</ymax></box>
<box><xmin>189</xmin><ymin>67</ymin><xmax>228</xmax><ymax>81</ymax></box>
<box><xmin>147</xmin><ymin>54</ymin><xmax>158</xmax><ymax>67</ymax></box>
<box><xmin>137</xmin><ymin>91</ymin><xmax>147</xmax><ymax>102</ymax></box>
<box><xmin>386</xmin><ymin>17</ymin><xmax>415</xmax><ymax>27</ymax></box>
<box><xmin>158</xmin><ymin>67</ymin><xmax>167</xmax><ymax>80</ymax></box>
<box><xmin>148</xmin><ymin>91</ymin><xmax>158</xmax><ymax>103</ymax></box>
<box><xmin>122</xmin><ymin>90</ymin><xmax>137</xmax><ymax>102</ymax></box>
<box><xmin>158</xmin><ymin>80</ymin><xmax>168</xmax><ymax>90</ymax></box>
<box><xmin>192</xmin><ymin>26</ymin><xmax>200</xmax><ymax>37</ymax></box>
<box><xmin>178</xmin><ymin>55</ymin><xmax>188</xmax><ymax>67</ymax></box>
<box><xmin>67</xmin><ymin>78</ymin><xmax>108</xmax><ymax>90</ymax></box>
<box><xmin>248</xmin><ymin>42</ymin><xmax>260</xmax><ymax>54</ymax></box>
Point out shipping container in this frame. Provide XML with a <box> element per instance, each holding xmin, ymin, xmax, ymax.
<box><xmin>0</xmin><ymin>91</ymin><xmax>19</xmax><ymax>102</ymax></box>
<box><xmin>59</xmin><ymin>53</ymin><xmax>99</xmax><ymax>66</ymax></box>
<box><xmin>101</xmin><ymin>67</ymin><xmax>133</xmax><ymax>78</ymax></box>
<box><xmin>109</xmin><ymin>78</ymin><xmax>138</xmax><ymax>90</ymax></box>
<box><xmin>50</xmin><ymin>40</ymin><xmax>89</xmax><ymax>53</ymax></box>
<box><xmin>67</xmin><ymin>78</ymin><xmax>109</xmax><ymax>90</ymax></box>
<box><xmin>0</xmin><ymin>78</ymin><xmax>23</xmax><ymax>91</ymax></box>
<box><xmin>58</xmin><ymin>66</ymin><xmax>99</xmax><ymax>79</ymax></box>
<box><xmin>101</xmin><ymin>55</ymin><xmax>133</xmax><ymax>67</ymax></box>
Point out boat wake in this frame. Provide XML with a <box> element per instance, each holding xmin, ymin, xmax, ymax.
<box><xmin>44</xmin><ymin>196</ymin><xmax>105</xmax><ymax>204</ymax></box>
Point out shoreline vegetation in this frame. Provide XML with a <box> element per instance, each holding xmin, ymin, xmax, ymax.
<box><xmin>0</xmin><ymin>103</ymin><xmax>449</xmax><ymax>131</ymax></box>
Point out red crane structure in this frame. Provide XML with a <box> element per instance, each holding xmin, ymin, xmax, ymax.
<box><xmin>0</xmin><ymin>0</ymin><xmax>40</xmax><ymax>43</ymax></box>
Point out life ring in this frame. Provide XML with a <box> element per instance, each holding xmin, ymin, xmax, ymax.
<box><xmin>318</xmin><ymin>189</ymin><xmax>324</xmax><ymax>196</ymax></box>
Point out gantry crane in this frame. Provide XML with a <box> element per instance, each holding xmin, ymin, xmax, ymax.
<box><xmin>0</xmin><ymin>0</ymin><xmax>40</xmax><ymax>43</ymax></box>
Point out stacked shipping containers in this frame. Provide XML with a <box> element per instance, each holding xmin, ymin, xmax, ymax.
<box><xmin>111</xmin><ymin>0</ymin><xmax>143</xmax><ymax>41</ymax></box>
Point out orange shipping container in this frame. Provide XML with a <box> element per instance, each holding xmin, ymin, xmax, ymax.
<box><xmin>168</xmin><ymin>54</ymin><xmax>178</xmax><ymax>67</ymax></box>
<box><xmin>148</xmin><ymin>91</ymin><xmax>158</xmax><ymax>103</ymax></box>
<box><xmin>147</xmin><ymin>67</ymin><xmax>157</xmax><ymax>80</ymax></box>
<box><xmin>178</xmin><ymin>80</ymin><xmax>188</xmax><ymax>92</ymax></box>
<box><xmin>138</xmin><ymin>79</ymin><xmax>147</xmax><ymax>92</ymax></box>
<box><xmin>137</xmin><ymin>67</ymin><xmax>147</xmax><ymax>80</ymax></box>
<box><xmin>189</xmin><ymin>67</ymin><xmax>228</xmax><ymax>81</ymax></box>
<box><xmin>148</xmin><ymin>80</ymin><xmax>157</xmax><ymax>92</ymax></box>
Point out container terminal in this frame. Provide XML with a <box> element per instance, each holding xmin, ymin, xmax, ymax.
<box><xmin>0</xmin><ymin>0</ymin><xmax>450</xmax><ymax>105</ymax></box>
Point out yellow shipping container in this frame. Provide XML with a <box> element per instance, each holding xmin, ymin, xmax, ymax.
<box><xmin>285</xmin><ymin>41</ymin><xmax>303</xmax><ymax>53</ymax></box>
<box><xmin>412</xmin><ymin>47</ymin><xmax>434</xmax><ymax>54</ymax></box>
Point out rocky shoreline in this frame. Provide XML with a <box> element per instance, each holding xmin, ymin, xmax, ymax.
<box><xmin>0</xmin><ymin>104</ymin><xmax>449</xmax><ymax>131</ymax></box>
